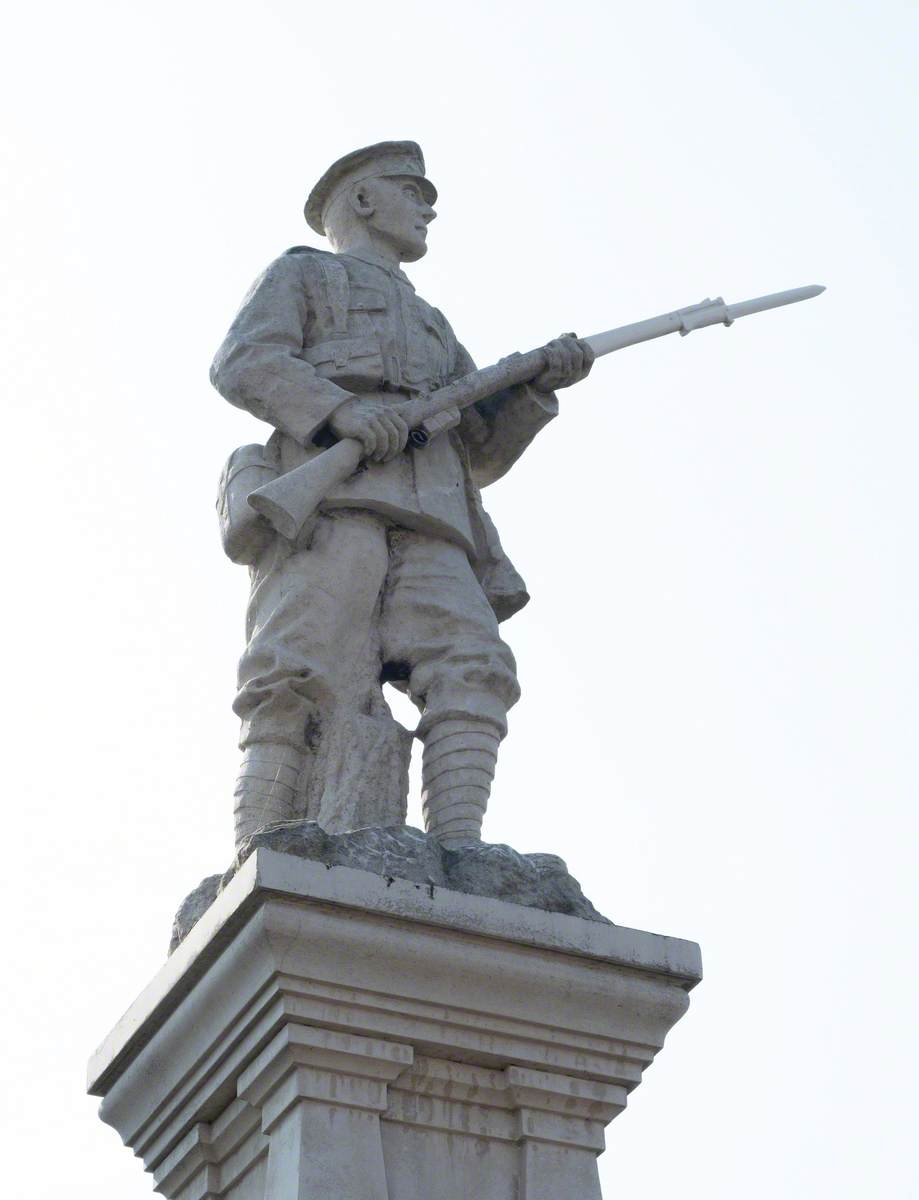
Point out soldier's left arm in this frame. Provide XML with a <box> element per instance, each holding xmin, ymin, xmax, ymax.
<box><xmin>450</xmin><ymin>340</ymin><xmax>559</xmax><ymax>489</ymax></box>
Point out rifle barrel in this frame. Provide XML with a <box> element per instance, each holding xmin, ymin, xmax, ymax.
<box><xmin>584</xmin><ymin>313</ymin><xmax>687</xmax><ymax>357</ymax></box>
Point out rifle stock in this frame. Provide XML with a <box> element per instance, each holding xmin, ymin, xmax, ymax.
<box><xmin>249</xmin><ymin>437</ymin><xmax>364</xmax><ymax>543</ymax></box>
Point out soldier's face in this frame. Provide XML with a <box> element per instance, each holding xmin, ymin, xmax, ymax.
<box><xmin>365</xmin><ymin>176</ymin><xmax>436</xmax><ymax>262</ymax></box>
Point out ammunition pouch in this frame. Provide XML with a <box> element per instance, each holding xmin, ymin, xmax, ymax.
<box><xmin>217</xmin><ymin>444</ymin><xmax>278</xmax><ymax>565</ymax></box>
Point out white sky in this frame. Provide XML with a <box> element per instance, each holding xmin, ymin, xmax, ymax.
<box><xmin>2</xmin><ymin>1</ymin><xmax>917</xmax><ymax>1196</ymax></box>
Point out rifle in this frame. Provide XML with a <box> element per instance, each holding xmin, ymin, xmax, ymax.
<box><xmin>248</xmin><ymin>284</ymin><xmax>824</xmax><ymax>542</ymax></box>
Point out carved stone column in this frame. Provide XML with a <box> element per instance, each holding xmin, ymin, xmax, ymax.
<box><xmin>88</xmin><ymin>849</ymin><xmax>701</xmax><ymax>1199</ymax></box>
<box><xmin>237</xmin><ymin>1025</ymin><xmax>412</xmax><ymax>1200</ymax></box>
<box><xmin>508</xmin><ymin>1066</ymin><xmax>625</xmax><ymax>1200</ymax></box>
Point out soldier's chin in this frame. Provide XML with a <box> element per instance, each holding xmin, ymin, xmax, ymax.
<box><xmin>401</xmin><ymin>236</ymin><xmax>428</xmax><ymax>263</ymax></box>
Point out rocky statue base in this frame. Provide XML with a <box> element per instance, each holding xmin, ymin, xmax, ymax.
<box><xmin>88</xmin><ymin>848</ymin><xmax>701</xmax><ymax>1200</ymax></box>
<box><xmin>170</xmin><ymin>822</ymin><xmax>612</xmax><ymax>953</ymax></box>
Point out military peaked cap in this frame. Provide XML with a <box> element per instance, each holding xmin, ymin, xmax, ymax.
<box><xmin>305</xmin><ymin>140</ymin><xmax>437</xmax><ymax>235</ymax></box>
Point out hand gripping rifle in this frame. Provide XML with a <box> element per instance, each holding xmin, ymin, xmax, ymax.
<box><xmin>248</xmin><ymin>284</ymin><xmax>825</xmax><ymax>542</ymax></box>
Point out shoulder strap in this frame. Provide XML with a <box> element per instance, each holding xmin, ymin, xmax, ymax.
<box><xmin>283</xmin><ymin>245</ymin><xmax>349</xmax><ymax>334</ymax></box>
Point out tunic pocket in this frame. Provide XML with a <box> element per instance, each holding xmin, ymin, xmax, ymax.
<box><xmin>348</xmin><ymin>286</ymin><xmax>386</xmax><ymax>313</ymax></box>
<box><xmin>347</xmin><ymin>287</ymin><xmax>387</xmax><ymax>338</ymax></box>
<box><xmin>303</xmin><ymin>335</ymin><xmax>385</xmax><ymax>391</ymax></box>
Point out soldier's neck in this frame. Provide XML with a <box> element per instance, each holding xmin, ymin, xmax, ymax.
<box><xmin>334</xmin><ymin>229</ymin><xmax>404</xmax><ymax>270</ymax></box>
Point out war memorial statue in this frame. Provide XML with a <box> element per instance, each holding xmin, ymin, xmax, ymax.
<box><xmin>212</xmin><ymin>140</ymin><xmax>593</xmax><ymax>851</ymax></box>
<box><xmin>211</xmin><ymin>139</ymin><xmax>822</xmax><ymax>854</ymax></box>
<box><xmin>88</xmin><ymin>141</ymin><xmax>821</xmax><ymax>1200</ymax></box>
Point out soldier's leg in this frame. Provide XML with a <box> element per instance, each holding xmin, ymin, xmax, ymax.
<box><xmin>380</xmin><ymin>530</ymin><xmax>520</xmax><ymax>848</ymax></box>
<box><xmin>233</xmin><ymin>512</ymin><xmax>389</xmax><ymax>846</ymax></box>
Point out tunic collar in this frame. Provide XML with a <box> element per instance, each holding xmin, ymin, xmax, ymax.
<box><xmin>341</xmin><ymin>247</ymin><xmax>414</xmax><ymax>288</ymax></box>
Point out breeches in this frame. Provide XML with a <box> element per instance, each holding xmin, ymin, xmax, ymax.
<box><xmin>235</xmin><ymin>511</ymin><xmax>520</xmax><ymax>750</ymax></box>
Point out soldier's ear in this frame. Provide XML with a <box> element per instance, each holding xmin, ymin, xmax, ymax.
<box><xmin>349</xmin><ymin>183</ymin><xmax>375</xmax><ymax>219</ymax></box>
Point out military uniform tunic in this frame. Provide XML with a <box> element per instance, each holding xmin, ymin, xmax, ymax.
<box><xmin>211</xmin><ymin>245</ymin><xmax>558</xmax><ymax>768</ymax></box>
<box><xmin>212</xmin><ymin>246</ymin><xmax>558</xmax><ymax>557</ymax></box>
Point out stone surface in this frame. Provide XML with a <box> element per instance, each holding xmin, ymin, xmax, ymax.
<box><xmin>90</xmin><ymin>849</ymin><xmax>701</xmax><ymax>1200</ymax></box>
<box><xmin>212</xmin><ymin>140</ymin><xmax>595</xmax><ymax>850</ymax></box>
<box><xmin>169</xmin><ymin>822</ymin><xmax>610</xmax><ymax>954</ymax></box>
<box><xmin>169</xmin><ymin>872</ymin><xmax>223</xmax><ymax>954</ymax></box>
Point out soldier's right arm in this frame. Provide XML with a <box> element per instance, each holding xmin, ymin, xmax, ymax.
<box><xmin>210</xmin><ymin>253</ymin><xmax>352</xmax><ymax>445</ymax></box>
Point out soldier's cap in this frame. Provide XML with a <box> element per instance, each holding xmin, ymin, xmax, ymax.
<box><xmin>305</xmin><ymin>140</ymin><xmax>437</xmax><ymax>235</ymax></box>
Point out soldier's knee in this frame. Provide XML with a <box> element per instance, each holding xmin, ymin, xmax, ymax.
<box><xmin>234</xmin><ymin>661</ymin><xmax>333</xmax><ymax>750</ymax></box>
<box><xmin>411</xmin><ymin>640</ymin><xmax>520</xmax><ymax>739</ymax></box>
<box><xmin>453</xmin><ymin>635</ymin><xmax>519</xmax><ymax>701</ymax></box>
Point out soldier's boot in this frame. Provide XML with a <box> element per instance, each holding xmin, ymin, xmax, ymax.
<box><xmin>421</xmin><ymin>719</ymin><xmax>501</xmax><ymax>850</ymax></box>
<box><xmin>233</xmin><ymin>743</ymin><xmax>304</xmax><ymax>848</ymax></box>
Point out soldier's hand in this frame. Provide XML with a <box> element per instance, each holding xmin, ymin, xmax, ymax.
<box><xmin>533</xmin><ymin>334</ymin><xmax>595</xmax><ymax>393</ymax></box>
<box><xmin>328</xmin><ymin>396</ymin><xmax>410</xmax><ymax>463</ymax></box>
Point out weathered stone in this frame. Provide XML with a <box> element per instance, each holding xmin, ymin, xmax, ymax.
<box><xmin>212</xmin><ymin>141</ymin><xmax>596</xmax><ymax>851</ymax></box>
<box><xmin>238</xmin><ymin>821</ymin><xmax>445</xmax><ymax>887</ymax></box>
<box><xmin>444</xmin><ymin>842</ymin><xmax>609</xmax><ymax>922</ymax></box>
<box><xmin>168</xmin><ymin>873</ymin><xmax>222</xmax><ymax>954</ymax></box>
<box><xmin>169</xmin><ymin>823</ymin><xmax>609</xmax><ymax>953</ymax></box>
<box><xmin>94</xmin><ymin>850</ymin><xmax>701</xmax><ymax>1200</ymax></box>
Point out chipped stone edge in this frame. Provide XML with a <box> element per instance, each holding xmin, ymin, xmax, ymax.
<box><xmin>88</xmin><ymin>848</ymin><xmax>702</xmax><ymax>1097</ymax></box>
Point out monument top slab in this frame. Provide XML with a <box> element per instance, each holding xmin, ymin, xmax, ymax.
<box><xmin>88</xmin><ymin>847</ymin><xmax>702</xmax><ymax>1098</ymax></box>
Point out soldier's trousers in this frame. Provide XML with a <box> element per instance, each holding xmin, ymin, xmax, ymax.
<box><xmin>235</xmin><ymin>510</ymin><xmax>520</xmax><ymax>752</ymax></box>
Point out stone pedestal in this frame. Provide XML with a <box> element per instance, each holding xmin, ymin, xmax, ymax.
<box><xmin>88</xmin><ymin>849</ymin><xmax>701</xmax><ymax>1199</ymax></box>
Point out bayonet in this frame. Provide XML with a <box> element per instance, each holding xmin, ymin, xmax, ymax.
<box><xmin>585</xmin><ymin>284</ymin><xmax>825</xmax><ymax>355</ymax></box>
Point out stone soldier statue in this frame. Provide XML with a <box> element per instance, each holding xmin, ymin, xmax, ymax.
<box><xmin>212</xmin><ymin>141</ymin><xmax>593</xmax><ymax>850</ymax></box>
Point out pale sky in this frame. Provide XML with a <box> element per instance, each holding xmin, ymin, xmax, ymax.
<box><xmin>2</xmin><ymin>1</ymin><xmax>917</xmax><ymax>1196</ymax></box>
